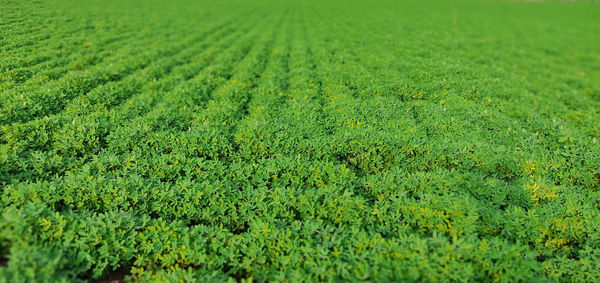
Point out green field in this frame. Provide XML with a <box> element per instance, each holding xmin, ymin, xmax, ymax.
<box><xmin>1</xmin><ymin>0</ymin><xmax>600</xmax><ymax>281</ymax></box>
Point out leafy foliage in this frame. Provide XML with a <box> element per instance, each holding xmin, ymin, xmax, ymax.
<box><xmin>1</xmin><ymin>0</ymin><xmax>599</xmax><ymax>282</ymax></box>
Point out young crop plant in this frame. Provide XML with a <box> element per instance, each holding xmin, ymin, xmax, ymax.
<box><xmin>1</xmin><ymin>0</ymin><xmax>599</xmax><ymax>282</ymax></box>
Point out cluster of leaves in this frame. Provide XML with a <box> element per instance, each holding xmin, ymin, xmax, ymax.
<box><xmin>1</xmin><ymin>0</ymin><xmax>599</xmax><ymax>282</ymax></box>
